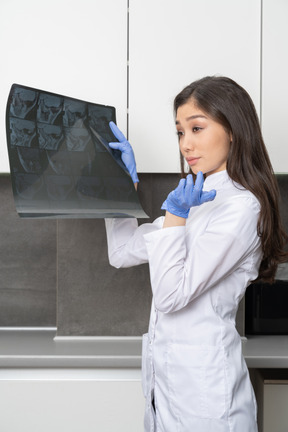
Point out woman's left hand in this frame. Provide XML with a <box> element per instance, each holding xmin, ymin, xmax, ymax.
<box><xmin>161</xmin><ymin>172</ymin><xmax>216</xmax><ymax>218</ymax></box>
<box><xmin>108</xmin><ymin>121</ymin><xmax>139</xmax><ymax>185</ymax></box>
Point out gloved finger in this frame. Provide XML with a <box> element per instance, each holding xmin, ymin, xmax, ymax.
<box><xmin>201</xmin><ymin>190</ymin><xmax>217</xmax><ymax>203</ymax></box>
<box><xmin>108</xmin><ymin>141</ymin><xmax>130</xmax><ymax>154</ymax></box>
<box><xmin>173</xmin><ymin>178</ymin><xmax>186</xmax><ymax>198</ymax></box>
<box><xmin>161</xmin><ymin>200</ymin><xmax>168</xmax><ymax>211</ymax></box>
<box><xmin>194</xmin><ymin>171</ymin><xmax>204</xmax><ymax>191</ymax></box>
<box><xmin>176</xmin><ymin>178</ymin><xmax>186</xmax><ymax>191</ymax></box>
<box><xmin>191</xmin><ymin>171</ymin><xmax>204</xmax><ymax>203</ymax></box>
<box><xmin>185</xmin><ymin>174</ymin><xmax>194</xmax><ymax>196</ymax></box>
<box><xmin>108</xmin><ymin>141</ymin><xmax>122</xmax><ymax>150</ymax></box>
<box><xmin>109</xmin><ymin>121</ymin><xmax>127</xmax><ymax>142</ymax></box>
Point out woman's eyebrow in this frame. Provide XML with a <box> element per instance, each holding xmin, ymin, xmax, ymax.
<box><xmin>175</xmin><ymin>114</ymin><xmax>207</xmax><ymax>125</ymax></box>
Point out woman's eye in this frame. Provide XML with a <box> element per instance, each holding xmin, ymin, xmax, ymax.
<box><xmin>176</xmin><ymin>131</ymin><xmax>184</xmax><ymax>138</ymax></box>
<box><xmin>192</xmin><ymin>127</ymin><xmax>202</xmax><ymax>132</ymax></box>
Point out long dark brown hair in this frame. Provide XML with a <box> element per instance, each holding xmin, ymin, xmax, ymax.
<box><xmin>174</xmin><ymin>76</ymin><xmax>288</xmax><ymax>283</ymax></box>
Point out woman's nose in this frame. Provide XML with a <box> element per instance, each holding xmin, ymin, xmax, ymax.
<box><xmin>181</xmin><ymin>134</ymin><xmax>195</xmax><ymax>152</ymax></box>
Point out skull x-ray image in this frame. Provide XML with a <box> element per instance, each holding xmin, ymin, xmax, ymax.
<box><xmin>6</xmin><ymin>84</ymin><xmax>148</xmax><ymax>219</ymax></box>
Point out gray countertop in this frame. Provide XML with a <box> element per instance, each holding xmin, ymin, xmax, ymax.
<box><xmin>242</xmin><ymin>335</ymin><xmax>288</xmax><ymax>368</ymax></box>
<box><xmin>0</xmin><ymin>329</ymin><xmax>142</xmax><ymax>368</ymax></box>
<box><xmin>1</xmin><ymin>329</ymin><xmax>288</xmax><ymax>369</ymax></box>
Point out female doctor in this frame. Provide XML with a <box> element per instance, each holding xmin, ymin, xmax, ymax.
<box><xmin>105</xmin><ymin>76</ymin><xmax>288</xmax><ymax>432</ymax></box>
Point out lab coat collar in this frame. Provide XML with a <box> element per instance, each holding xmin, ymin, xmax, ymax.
<box><xmin>203</xmin><ymin>170</ymin><xmax>230</xmax><ymax>191</ymax></box>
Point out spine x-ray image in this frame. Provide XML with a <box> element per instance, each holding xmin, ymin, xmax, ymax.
<box><xmin>6</xmin><ymin>84</ymin><xmax>148</xmax><ymax>219</ymax></box>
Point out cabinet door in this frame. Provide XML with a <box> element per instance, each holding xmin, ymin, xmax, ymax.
<box><xmin>129</xmin><ymin>0</ymin><xmax>261</xmax><ymax>172</ymax></box>
<box><xmin>263</xmin><ymin>384</ymin><xmax>288</xmax><ymax>432</ymax></box>
<box><xmin>262</xmin><ymin>0</ymin><xmax>288</xmax><ymax>173</ymax></box>
<box><xmin>0</xmin><ymin>0</ymin><xmax>128</xmax><ymax>173</ymax></box>
<box><xmin>0</xmin><ymin>376</ymin><xmax>145</xmax><ymax>432</ymax></box>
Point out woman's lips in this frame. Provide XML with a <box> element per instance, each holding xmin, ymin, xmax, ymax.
<box><xmin>186</xmin><ymin>157</ymin><xmax>200</xmax><ymax>166</ymax></box>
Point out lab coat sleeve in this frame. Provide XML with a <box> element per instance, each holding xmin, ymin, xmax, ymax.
<box><xmin>105</xmin><ymin>217</ymin><xmax>164</xmax><ymax>268</ymax></box>
<box><xmin>144</xmin><ymin>197</ymin><xmax>261</xmax><ymax>313</ymax></box>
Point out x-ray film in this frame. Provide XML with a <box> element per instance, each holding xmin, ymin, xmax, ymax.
<box><xmin>6</xmin><ymin>84</ymin><xmax>148</xmax><ymax>218</ymax></box>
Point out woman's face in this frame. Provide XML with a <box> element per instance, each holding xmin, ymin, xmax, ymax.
<box><xmin>176</xmin><ymin>99</ymin><xmax>231</xmax><ymax>176</ymax></box>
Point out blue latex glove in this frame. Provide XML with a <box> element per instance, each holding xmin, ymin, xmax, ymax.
<box><xmin>108</xmin><ymin>121</ymin><xmax>139</xmax><ymax>183</ymax></box>
<box><xmin>161</xmin><ymin>172</ymin><xmax>216</xmax><ymax>218</ymax></box>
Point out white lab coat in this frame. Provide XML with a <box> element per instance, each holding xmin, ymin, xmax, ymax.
<box><xmin>105</xmin><ymin>170</ymin><xmax>262</xmax><ymax>432</ymax></box>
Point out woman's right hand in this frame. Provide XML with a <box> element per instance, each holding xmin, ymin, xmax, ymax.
<box><xmin>109</xmin><ymin>121</ymin><xmax>139</xmax><ymax>185</ymax></box>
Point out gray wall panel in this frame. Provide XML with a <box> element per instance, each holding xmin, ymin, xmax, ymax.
<box><xmin>56</xmin><ymin>174</ymin><xmax>179</xmax><ymax>336</ymax></box>
<box><xmin>57</xmin><ymin>219</ymin><xmax>152</xmax><ymax>336</ymax></box>
<box><xmin>5</xmin><ymin>173</ymin><xmax>288</xmax><ymax>335</ymax></box>
<box><xmin>0</xmin><ymin>176</ymin><xmax>56</xmax><ymax>326</ymax></box>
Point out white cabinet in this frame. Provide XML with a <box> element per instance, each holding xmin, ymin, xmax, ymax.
<box><xmin>3</xmin><ymin>1</ymin><xmax>287</xmax><ymax>175</ymax></box>
<box><xmin>0</xmin><ymin>369</ymin><xmax>145</xmax><ymax>432</ymax></box>
<box><xmin>0</xmin><ymin>0</ymin><xmax>128</xmax><ymax>173</ymax></box>
<box><xmin>129</xmin><ymin>0</ymin><xmax>261</xmax><ymax>172</ymax></box>
<box><xmin>263</xmin><ymin>384</ymin><xmax>288</xmax><ymax>432</ymax></box>
<box><xmin>255</xmin><ymin>369</ymin><xmax>288</xmax><ymax>432</ymax></box>
<box><xmin>261</xmin><ymin>0</ymin><xmax>288</xmax><ymax>173</ymax></box>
